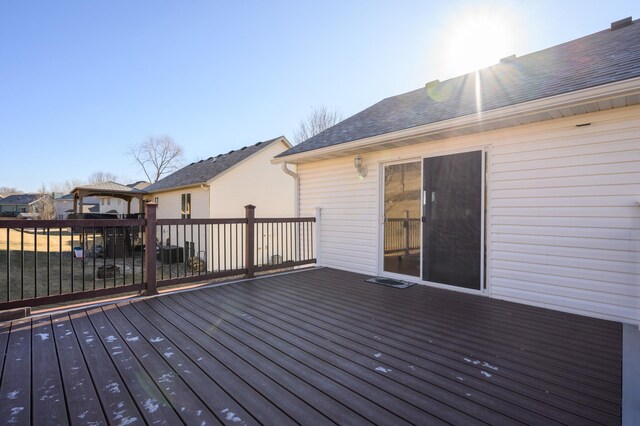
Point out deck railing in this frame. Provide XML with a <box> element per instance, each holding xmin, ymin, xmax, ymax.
<box><xmin>384</xmin><ymin>216</ymin><xmax>420</xmax><ymax>255</ymax></box>
<box><xmin>0</xmin><ymin>204</ymin><xmax>316</xmax><ymax>310</ymax></box>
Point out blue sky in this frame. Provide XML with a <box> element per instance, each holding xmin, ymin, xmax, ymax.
<box><xmin>1</xmin><ymin>0</ymin><xmax>638</xmax><ymax>192</ymax></box>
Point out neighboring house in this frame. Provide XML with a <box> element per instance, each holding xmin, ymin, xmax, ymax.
<box><xmin>274</xmin><ymin>18</ymin><xmax>640</xmax><ymax>326</ymax></box>
<box><xmin>95</xmin><ymin>182</ymin><xmax>150</xmax><ymax>215</ymax></box>
<box><xmin>54</xmin><ymin>193</ymin><xmax>99</xmax><ymax>219</ymax></box>
<box><xmin>0</xmin><ymin>193</ymin><xmax>51</xmax><ymax>218</ymax></box>
<box><xmin>144</xmin><ymin>136</ymin><xmax>294</xmax><ymax>218</ymax></box>
<box><xmin>144</xmin><ymin>136</ymin><xmax>295</xmax><ymax>268</ymax></box>
<box><xmin>95</xmin><ymin>181</ymin><xmax>150</xmax><ymax>215</ymax></box>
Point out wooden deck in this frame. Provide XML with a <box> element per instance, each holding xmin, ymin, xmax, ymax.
<box><xmin>0</xmin><ymin>267</ymin><xmax>622</xmax><ymax>425</ymax></box>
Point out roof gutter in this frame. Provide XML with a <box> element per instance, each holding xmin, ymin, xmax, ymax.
<box><xmin>272</xmin><ymin>76</ymin><xmax>640</xmax><ymax>164</ymax></box>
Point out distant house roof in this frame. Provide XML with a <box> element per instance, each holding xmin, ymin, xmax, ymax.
<box><xmin>73</xmin><ymin>181</ymin><xmax>146</xmax><ymax>194</ymax></box>
<box><xmin>127</xmin><ymin>181</ymin><xmax>151</xmax><ymax>190</ymax></box>
<box><xmin>56</xmin><ymin>193</ymin><xmax>75</xmax><ymax>200</ymax></box>
<box><xmin>278</xmin><ymin>18</ymin><xmax>640</xmax><ymax>158</ymax></box>
<box><xmin>0</xmin><ymin>194</ymin><xmax>43</xmax><ymax>205</ymax></box>
<box><xmin>145</xmin><ymin>136</ymin><xmax>289</xmax><ymax>193</ymax></box>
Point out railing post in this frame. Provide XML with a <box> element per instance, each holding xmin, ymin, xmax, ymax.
<box><xmin>142</xmin><ymin>202</ymin><xmax>158</xmax><ymax>296</ymax></box>
<box><xmin>245</xmin><ymin>204</ymin><xmax>256</xmax><ymax>278</ymax></box>
<box><xmin>315</xmin><ymin>207</ymin><xmax>322</xmax><ymax>266</ymax></box>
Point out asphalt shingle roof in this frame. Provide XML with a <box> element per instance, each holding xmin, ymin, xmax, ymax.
<box><xmin>0</xmin><ymin>194</ymin><xmax>42</xmax><ymax>205</ymax></box>
<box><xmin>74</xmin><ymin>182</ymin><xmax>146</xmax><ymax>193</ymax></box>
<box><xmin>145</xmin><ymin>137</ymin><xmax>283</xmax><ymax>193</ymax></box>
<box><xmin>279</xmin><ymin>19</ymin><xmax>640</xmax><ymax>158</ymax></box>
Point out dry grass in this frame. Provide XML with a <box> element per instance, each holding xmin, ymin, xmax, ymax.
<box><xmin>0</xmin><ymin>228</ymin><xmax>79</xmax><ymax>252</ymax></box>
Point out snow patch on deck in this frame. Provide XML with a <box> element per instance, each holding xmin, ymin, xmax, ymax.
<box><xmin>36</xmin><ymin>333</ymin><xmax>50</xmax><ymax>341</ymax></box>
<box><xmin>221</xmin><ymin>408</ymin><xmax>243</xmax><ymax>423</ymax></box>
<box><xmin>144</xmin><ymin>398</ymin><xmax>159</xmax><ymax>413</ymax></box>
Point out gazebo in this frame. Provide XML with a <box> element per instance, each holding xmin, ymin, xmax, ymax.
<box><xmin>71</xmin><ymin>181</ymin><xmax>147</xmax><ymax>216</ymax></box>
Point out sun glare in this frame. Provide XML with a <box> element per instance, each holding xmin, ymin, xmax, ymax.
<box><xmin>437</xmin><ymin>8</ymin><xmax>520</xmax><ymax>79</ymax></box>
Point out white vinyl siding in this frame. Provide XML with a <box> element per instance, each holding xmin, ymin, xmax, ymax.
<box><xmin>209</xmin><ymin>140</ymin><xmax>295</xmax><ymax>218</ymax></box>
<box><xmin>151</xmin><ymin>186</ymin><xmax>209</xmax><ymax>220</ymax></box>
<box><xmin>489</xmin><ymin>108</ymin><xmax>640</xmax><ymax>325</ymax></box>
<box><xmin>146</xmin><ymin>139</ymin><xmax>295</xmax><ymax>272</ymax></box>
<box><xmin>299</xmin><ymin>104</ymin><xmax>640</xmax><ymax>325</ymax></box>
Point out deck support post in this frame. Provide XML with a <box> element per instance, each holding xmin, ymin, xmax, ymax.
<box><xmin>245</xmin><ymin>205</ymin><xmax>256</xmax><ymax>278</ymax></box>
<box><xmin>142</xmin><ymin>202</ymin><xmax>158</xmax><ymax>296</ymax></box>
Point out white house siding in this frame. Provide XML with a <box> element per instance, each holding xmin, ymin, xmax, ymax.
<box><xmin>153</xmin><ymin>186</ymin><xmax>210</xmax><ymax>220</ymax></box>
<box><xmin>98</xmin><ymin>197</ymin><xmax>144</xmax><ymax>215</ymax></box>
<box><xmin>209</xmin><ymin>140</ymin><xmax>296</xmax><ymax>269</ymax></box>
<box><xmin>151</xmin><ymin>186</ymin><xmax>210</xmax><ymax>258</ymax></box>
<box><xmin>209</xmin><ymin>140</ymin><xmax>295</xmax><ymax>218</ymax></box>
<box><xmin>298</xmin><ymin>105</ymin><xmax>640</xmax><ymax>325</ymax></box>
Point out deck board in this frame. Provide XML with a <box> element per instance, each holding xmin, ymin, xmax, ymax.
<box><xmin>213</xmin><ymin>284</ymin><xmax>576</xmax><ymax>425</ymax></box>
<box><xmin>51</xmin><ymin>313</ymin><xmax>106</xmax><ymax>425</ymax></box>
<box><xmin>185</xmin><ymin>288</ymin><xmax>507</xmax><ymax>425</ymax></box>
<box><xmin>85</xmin><ymin>306</ymin><xmax>183</xmax><ymax>425</ymax></box>
<box><xmin>116</xmin><ymin>302</ymin><xmax>258</xmax><ymax>425</ymax></box>
<box><xmin>218</xmin><ymin>274</ymin><xmax>617</xmax><ymax>424</ymax></box>
<box><xmin>32</xmin><ymin>316</ymin><xmax>68</xmax><ymax>425</ymax></box>
<box><xmin>128</xmin><ymin>300</ymin><xmax>289</xmax><ymax>426</ymax></box>
<box><xmin>0</xmin><ymin>267</ymin><xmax>623</xmax><ymax>425</ymax></box>
<box><xmin>270</xmin><ymin>271</ymin><xmax>621</xmax><ymax>392</ymax></box>
<box><xmin>70</xmin><ymin>309</ymin><xmax>142</xmax><ymax>425</ymax></box>
<box><xmin>176</xmin><ymin>290</ymin><xmax>435</xmax><ymax>425</ymax></box>
<box><xmin>152</xmin><ymin>295</ymin><xmax>340</xmax><ymax>426</ymax></box>
<box><xmin>0</xmin><ymin>318</ymin><xmax>31</xmax><ymax>425</ymax></box>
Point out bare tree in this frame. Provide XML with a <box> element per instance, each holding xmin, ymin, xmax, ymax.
<box><xmin>35</xmin><ymin>185</ymin><xmax>56</xmax><ymax>220</ymax></box>
<box><xmin>129</xmin><ymin>136</ymin><xmax>184</xmax><ymax>183</ymax></box>
<box><xmin>293</xmin><ymin>106</ymin><xmax>342</xmax><ymax>145</ymax></box>
<box><xmin>88</xmin><ymin>171</ymin><xmax>119</xmax><ymax>184</ymax></box>
<box><xmin>0</xmin><ymin>186</ymin><xmax>19</xmax><ymax>195</ymax></box>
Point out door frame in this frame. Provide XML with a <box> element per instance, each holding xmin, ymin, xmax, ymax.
<box><xmin>377</xmin><ymin>146</ymin><xmax>488</xmax><ymax>295</ymax></box>
<box><xmin>378</xmin><ymin>157</ymin><xmax>424</xmax><ymax>283</ymax></box>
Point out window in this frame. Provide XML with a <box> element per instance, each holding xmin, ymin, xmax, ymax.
<box><xmin>107</xmin><ymin>199</ymin><xmax>111</xmax><ymax>206</ymax></box>
<box><xmin>154</xmin><ymin>197</ymin><xmax>159</xmax><ymax>204</ymax></box>
<box><xmin>181</xmin><ymin>193</ymin><xmax>191</xmax><ymax>219</ymax></box>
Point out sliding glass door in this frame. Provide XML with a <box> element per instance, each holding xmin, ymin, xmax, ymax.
<box><xmin>382</xmin><ymin>161</ymin><xmax>421</xmax><ymax>277</ymax></box>
<box><xmin>422</xmin><ymin>151</ymin><xmax>483</xmax><ymax>290</ymax></box>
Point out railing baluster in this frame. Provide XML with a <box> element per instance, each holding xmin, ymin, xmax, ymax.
<box><xmin>47</xmin><ymin>228</ymin><xmax>50</xmax><ymax>296</ymax></box>
<box><xmin>20</xmin><ymin>227</ymin><xmax>24</xmax><ymax>300</ymax></box>
<box><xmin>71</xmin><ymin>227</ymin><xmax>74</xmax><ymax>293</ymax></box>
<box><xmin>59</xmin><ymin>227</ymin><xmax>62</xmax><ymax>295</ymax></box>
<box><xmin>6</xmin><ymin>228</ymin><xmax>10</xmax><ymax>301</ymax></box>
<box><xmin>34</xmin><ymin>227</ymin><xmax>38</xmax><ymax>298</ymax></box>
<box><xmin>92</xmin><ymin>228</ymin><xmax>96</xmax><ymax>290</ymax></box>
<box><xmin>168</xmin><ymin>225</ymin><xmax>172</xmax><ymax>279</ymax></box>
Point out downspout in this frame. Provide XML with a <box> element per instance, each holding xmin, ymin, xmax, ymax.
<box><xmin>200</xmin><ymin>184</ymin><xmax>211</xmax><ymax>217</ymax></box>
<box><xmin>281</xmin><ymin>162</ymin><xmax>300</xmax><ymax>217</ymax></box>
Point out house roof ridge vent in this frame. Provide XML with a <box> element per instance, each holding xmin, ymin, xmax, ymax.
<box><xmin>611</xmin><ymin>16</ymin><xmax>632</xmax><ymax>31</ymax></box>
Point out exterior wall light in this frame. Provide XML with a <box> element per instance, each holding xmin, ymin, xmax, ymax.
<box><xmin>354</xmin><ymin>154</ymin><xmax>367</xmax><ymax>178</ymax></box>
